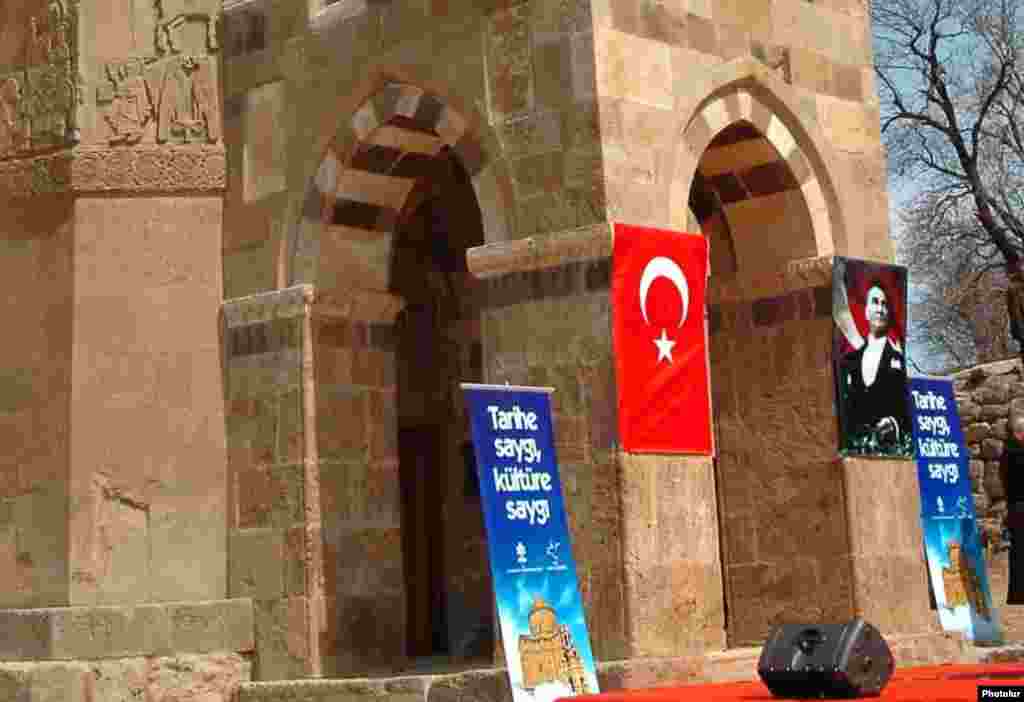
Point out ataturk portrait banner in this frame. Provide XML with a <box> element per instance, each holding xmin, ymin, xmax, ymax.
<box><xmin>832</xmin><ymin>256</ymin><xmax>912</xmax><ymax>457</ymax></box>
<box><xmin>612</xmin><ymin>223</ymin><xmax>712</xmax><ymax>454</ymax></box>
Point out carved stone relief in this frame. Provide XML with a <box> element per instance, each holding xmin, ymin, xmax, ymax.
<box><xmin>154</xmin><ymin>0</ymin><xmax>219</xmax><ymax>56</ymax></box>
<box><xmin>0</xmin><ymin>77</ymin><xmax>27</xmax><ymax>155</ymax></box>
<box><xmin>97</xmin><ymin>60</ymin><xmax>151</xmax><ymax>145</ymax></box>
<box><xmin>0</xmin><ymin>0</ymin><xmax>81</xmax><ymax>159</ymax></box>
<box><xmin>95</xmin><ymin>0</ymin><xmax>221</xmax><ymax>146</ymax></box>
<box><xmin>148</xmin><ymin>54</ymin><xmax>220</xmax><ymax>144</ymax></box>
<box><xmin>149</xmin><ymin>0</ymin><xmax>220</xmax><ymax>144</ymax></box>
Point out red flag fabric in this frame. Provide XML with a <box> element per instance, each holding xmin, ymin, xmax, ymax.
<box><xmin>612</xmin><ymin>223</ymin><xmax>712</xmax><ymax>454</ymax></box>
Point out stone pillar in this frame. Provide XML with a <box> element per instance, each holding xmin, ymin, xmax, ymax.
<box><xmin>709</xmin><ymin>261</ymin><xmax>856</xmax><ymax>647</ymax></box>
<box><xmin>618</xmin><ymin>453</ymin><xmax>726</xmax><ymax>657</ymax></box>
<box><xmin>841</xmin><ymin>457</ymin><xmax>937</xmax><ymax>636</ymax></box>
<box><xmin>0</xmin><ymin>0</ymin><xmax>231</xmax><ymax>606</ymax></box>
<box><xmin>0</xmin><ymin>0</ymin><xmax>255</xmax><ymax>697</ymax></box>
<box><xmin>68</xmin><ymin>0</ymin><xmax>227</xmax><ymax>607</ymax></box>
<box><xmin>223</xmin><ymin>285</ymin><xmax>409</xmax><ymax>679</ymax></box>
<box><xmin>469</xmin><ymin>225</ymin><xmax>651</xmax><ymax>662</ymax></box>
<box><xmin>313</xmin><ymin>288</ymin><xmax>405</xmax><ymax>678</ymax></box>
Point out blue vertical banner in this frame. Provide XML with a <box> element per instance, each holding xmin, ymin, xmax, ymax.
<box><xmin>462</xmin><ymin>384</ymin><xmax>599</xmax><ymax>702</ymax></box>
<box><xmin>910</xmin><ymin>377</ymin><xmax>1003</xmax><ymax>644</ymax></box>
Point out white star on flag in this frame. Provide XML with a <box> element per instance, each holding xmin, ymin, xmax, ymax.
<box><xmin>653</xmin><ymin>328</ymin><xmax>676</xmax><ymax>363</ymax></box>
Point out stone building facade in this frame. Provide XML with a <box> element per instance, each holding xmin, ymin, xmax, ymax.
<box><xmin>0</xmin><ymin>0</ymin><xmax>970</xmax><ymax>699</ymax></box>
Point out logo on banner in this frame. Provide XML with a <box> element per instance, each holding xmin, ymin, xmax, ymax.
<box><xmin>612</xmin><ymin>224</ymin><xmax>712</xmax><ymax>454</ymax></box>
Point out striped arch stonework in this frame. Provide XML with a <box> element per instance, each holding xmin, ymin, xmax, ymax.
<box><xmin>310</xmin><ymin>83</ymin><xmax>487</xmax><ymax>235</ymax></box>
<box><xmin>676</xmin><ymin>89</ymin><xmax>835</xmax><ymax>262</ymax></box>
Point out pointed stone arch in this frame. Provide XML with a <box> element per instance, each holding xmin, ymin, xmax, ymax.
<box><xmin>670</xmin><ymin>58</ymin><xmax>849</xmax><ymax>263</ymax></box>
<box><xmin>673</xmin><ymin>63</ymin><xmax>858</xmax><ymax>648</ymax></box>
<box><xmin>285</xmin><ymin>73</ymin><xmax>514</xmax><ymax>297</ymax></box>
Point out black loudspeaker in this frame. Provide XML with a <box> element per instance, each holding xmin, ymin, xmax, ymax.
<box><xmin>757</xmin><ymin>618</ymin><xmax>894</xmax><ymax>698</ymax></box>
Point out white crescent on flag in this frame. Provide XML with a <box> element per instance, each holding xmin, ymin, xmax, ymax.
<box><xmin>639</xmin><ymin>256</ymin><xmax>689</xmax><ymax>327</ymax></box>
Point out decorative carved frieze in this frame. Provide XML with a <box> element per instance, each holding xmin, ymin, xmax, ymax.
<box><xmin>0</xmin><ymin>145</ymin><xmax>225</xmax><ymax>198</ymax></box>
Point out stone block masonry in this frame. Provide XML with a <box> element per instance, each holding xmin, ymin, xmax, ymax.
<box><xmin>0</xmin><ymin>0</ymin><xmax>978</xmax><ymax>694</ymax></box>
<box><xmin>0</xmin><ymin>599</ymin><xmax>254</xmax><ymax>701</ymax></box>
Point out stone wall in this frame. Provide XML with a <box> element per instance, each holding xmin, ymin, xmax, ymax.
<box><xmin>952</xmin><ymin>358</ymin><xmax>1024</xmax><ymax>546</ymax></box>
<box><xmin>480</xmin><ymin>255</ymin><xmax>630</xmax><ymax>660</ymax></box>
<box><xmin>67</xmin><ymin>196</ymin><xmax>229</xmax><ymax>607</ymax></box>
<box><xmin>710</xmin><ymin>278</ymin><xmax>851</xmax><ymax>646</ymax></box>
<box><xmin>0</xmin><ymin>600</ymin><xmax>254</xmax><ymax>701</ymax></box>
<box><xmin>224</xmin><ymin>288</ymin><xmax>320</xmax><ymax>681</ymax></box>
<box><xmin>0</xmin><ymin>0</ymin><xmax>948</xmax><ymax>693</ymax></box>
<box><xmin>594</xmin><ymin>0</ymin><xmax>883</xmax><ymax>261</ymax></box>
<box><xmin>0</xmin><ymin>193</ymin><xmax>73</xmax><ymax>609</ymax></box>
<box><xmin>213</xmin><ymin>0</ymin><xmax>934</xmax><ymax>672</ymax></box>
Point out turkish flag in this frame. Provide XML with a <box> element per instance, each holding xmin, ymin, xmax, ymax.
<box><xmin>612</xmin><ymin>223</ymin><xmax>713</xmax><ymax>454</ymax></box>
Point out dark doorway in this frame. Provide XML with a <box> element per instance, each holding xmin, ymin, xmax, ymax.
<box><xmin>398</xmin><ymin>426</ymin><xmax>448</xmax><ymax>657</ymax></box>
<box><xmin>391</xmin><ymin>149</ymin><xmax>491</xmax><ymax>665</ymax></box>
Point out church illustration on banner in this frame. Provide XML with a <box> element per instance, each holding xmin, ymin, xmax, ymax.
<box><xmin>940</xmin><ymin>541</ymin><xmax>989</xmax><ymax>619</ymax></box>
<box><xmin>518</xmin><ymin>596</ymin><xmax>591</xmax><ymax>694</ymax></box>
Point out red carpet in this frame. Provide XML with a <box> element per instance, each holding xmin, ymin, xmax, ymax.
<box><xmin>569</xmin><ymin>664</ymin><xmax>1024</xmax><ymax>701</ymax></box>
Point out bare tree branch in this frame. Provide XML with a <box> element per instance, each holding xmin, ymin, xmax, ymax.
<box><xmin>876</xmin><ymin>0</ymin><xmax>1024</xmax><ymax>370</ymax></box>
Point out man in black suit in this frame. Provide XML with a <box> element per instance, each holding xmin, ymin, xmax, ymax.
<box><xmin>839</xmin><ymin>281</ymin><xmax>910</xmax><ymax>451</ymax></box>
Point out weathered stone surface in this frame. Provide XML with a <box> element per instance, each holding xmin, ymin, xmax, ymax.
<box><xmin>981</xmin><ymin>403</ymin><xmax>1010</xmax><ymax>422</ymax></box>
<box><xmin>982</xmin><ymin>438</ymin><xmax>1006</xmax><ymax>460</ymax></box>
<box><xmin>963</xmin><ymin>358</ymin><xmax>1021</xmax><ymax>380</ymax></box>
<box><xmin>959</xmin><ymin>399</ymin><xmax>982</xmax><ymax>423</ymax></box>
<box><xmin>840</xmin><ymin>457</ymin><xmax>934</xmax><ymax>637</ymax></box>
<box><xmin>243</xmin><ymin>82</ymin><xmax>287</xmax><ymax>202</ymax></box>
<box><xmin>253</xmin><ymin>597</ymin><xmax>311</xmax><ymax>681</ymax></box>
<box><xmin>0</xmin><ymin>599</ymin><xmax>253</xmax><ymax>661</ymax></box>
<box><xmin>980</xmin><ymin>379</ymin><xmax>1013</xmax><ymax>405</ymax></box>
<box><xmin>0</xmin><ymin>653</ymin><xmax>250</xmax><ymax>702</ymax></box>
<box><xmin>598</xmin><ymin>655</ymin><xmax>706</xmax><ymax>690</ymax></box>
<box><xmin>952</xmin><ymin>360</ymin><xmax>1024</xmax><ymax>532</ymax></box>
<box><xmin>167</xmin><ymin>600</ymin><xmax>256</xmax><ymax>655</ymax></box>
<box><xmin>236</xmin><ymin>464</ymin><xmax>305</xmax><ymax>530</ymax></box>
<box><xmin>0</xmin><ymin>662</ymin><xmax>91</xmax><ymax>702</ymax></box>
<box><xmin>970</xmin><ymin>459</ymin><xmax>986</xmax><ymax>488</ymax></box>
<box><xmin>994</xmin><ymin>418</ymin><xmax>1009</xmax><ymax>439</ymax></box>
<box><xmin>239</xmin><ymin>675</ymin><xmax>430</xmax><ymax>702</ymax></box>
<box><xmin>149</xmin><ymin>653</ymin><xmax>252</xmax><ymax>702</ymax></box>
<box><xmin>965</xmin><ymin>422</ymin><xmax>991</xmax><ymax>444</ymax></box>
<box><xmin>986</xmin><ymin>461</ymin><xmax>1007</xmax><ymax>501</ymax></box>
<box><xmin>428</xmin><ymin>668</ymin><xmax>513</xmax><ymax>702</ymax></box>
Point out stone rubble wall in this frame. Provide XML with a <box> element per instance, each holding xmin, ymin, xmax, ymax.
<box><xmin>952</xmin><ymin>358</ymin><xmax>1024</xmax><ymax>549</ymax></box>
